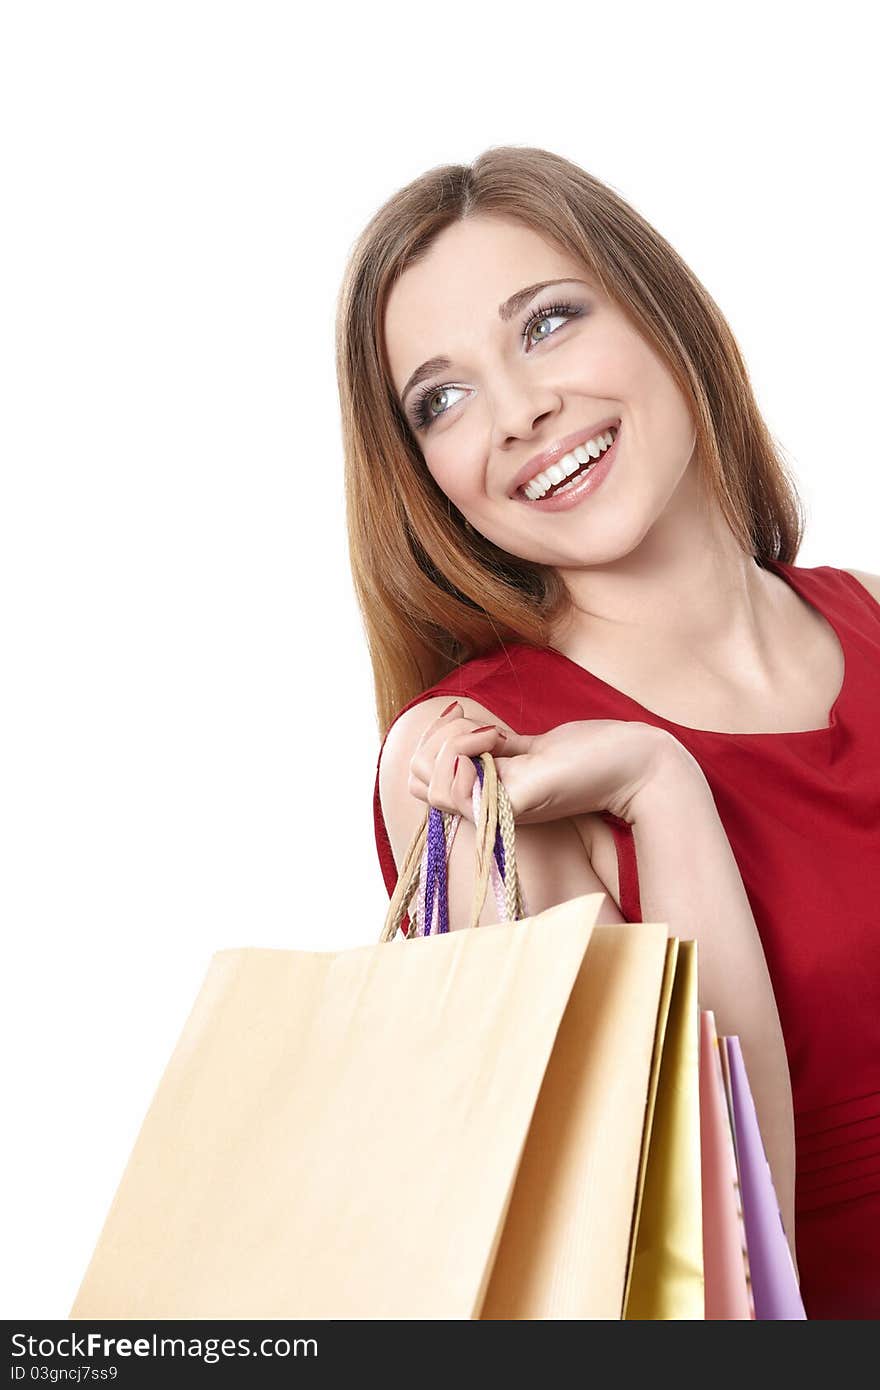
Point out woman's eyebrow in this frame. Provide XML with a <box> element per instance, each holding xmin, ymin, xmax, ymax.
<box><xmin>498</xmin><ymin>276</ymin><xmax>589</xmax><ymax>321</ymax></box>
<box><xmin>398</xmin><ymin>278</ymin><xmax>590</xmax><ymax>407</ymax></box>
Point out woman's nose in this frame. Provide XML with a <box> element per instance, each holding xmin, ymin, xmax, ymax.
<box><xmin>489</xmin><ymin>376</ymin><xmax>563</xmax><ymax>449</ymax></box>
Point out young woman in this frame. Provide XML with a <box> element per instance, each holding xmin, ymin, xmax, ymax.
<box><xmin>335</xmin><ymin>146</ymin><xmax>880</xmax><ymax>1320</ymax></box>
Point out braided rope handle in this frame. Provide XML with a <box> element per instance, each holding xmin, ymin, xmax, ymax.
<box><xmin>427</xmin><ymin>794</ymin><xmax>509</xmax><ymax>929</ymax></box>
<box><xmin>378</xmin><ymin>752</ymin><xmax>527</xmax><ymax>942</ymax></box>
<box><xmin>412</xmin><ymin>755</ymin><xmax>527</xmax><ymax>935</ymax></box>
<box><xmin>415</xmin><ymin>760</ymin><xmax>529</xmax><ymax>935</ymax></box>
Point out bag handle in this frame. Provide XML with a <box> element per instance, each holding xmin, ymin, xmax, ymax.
<box><xmin>415</xmin><ymin>758</ymin><xmax>526</xmax><ymax>936</ymax></box>
<box><xmin>379</xmin><ymin>753</ymin><xmax>527</xmax><ymax>942</ymax></box>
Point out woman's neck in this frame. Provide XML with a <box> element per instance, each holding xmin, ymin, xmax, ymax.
<box><xmin>553</xmin><ymin>480</ymin><xmax>771</xmax><ymax>638</ymax></box>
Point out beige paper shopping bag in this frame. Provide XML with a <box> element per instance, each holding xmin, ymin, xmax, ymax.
<box><xmin>623</xmin><ymin>940</ymin><xmax>704</xmax><ymax>1319</ymax></box>
<box><xmin>70</xmin><ymin>754</ymin><xmax>670</xmax><ymax>1320</ymax></box>
<box><xmin>480</xmin><ymin>921</ymin><xmax>669</xmax><ymax>1318</ymax></box>
<box><xmin>621</xmin><ymin>937</ymin><xmax>680</xmax><ymax>1312</ymax></box>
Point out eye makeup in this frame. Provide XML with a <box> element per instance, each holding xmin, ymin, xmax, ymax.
<box><xmin>408</xmin><ymin>297</ymin><xmax>586</xmax><ymax>431</ymax></box>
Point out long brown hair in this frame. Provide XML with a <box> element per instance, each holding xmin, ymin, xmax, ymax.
<box><xmin>334</xmin><ymin>145</ymin><xmax>805</xmax><ymax>736</ymax></box>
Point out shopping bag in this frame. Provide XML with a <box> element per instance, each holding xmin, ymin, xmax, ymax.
<box><xmin>724</xmin><ymin>1037</ymin><xmax>806</xmax><ymax>1319</ymax></box>
<box><xmin>68</xmin><ymin>753</ymin><xmax>672</xmax><ymax>1319</ymax></box>
<box><xmin>623</xmin><ymin>939</ymin><xmax>704</xmax><ymax>1318</ymax></box>
<box><xmin>621</xmin><ymin>938</ymin><xmax>679</xmax><ymax>1311</ymax></box>
<box><xmin>699</xmin><ymin>1012</ymin><xmax>754</xmax><ymax>1319</ymax></box>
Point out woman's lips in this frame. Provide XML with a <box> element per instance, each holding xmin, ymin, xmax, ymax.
<box><xmin>515</xmin><ymin>424</ymin><xmax>621</xmax><ymax>511</ymax></box>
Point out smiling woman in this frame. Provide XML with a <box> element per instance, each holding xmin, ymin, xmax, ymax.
<box><xmin>334</xmin><ymin>145</ymin><xmax>880</xmax><ymax>1319</ymax></box>
<box><xmin>380</xmin><ymin>215</ymin><xmax>705</xmax><ymax>579</ymax></box>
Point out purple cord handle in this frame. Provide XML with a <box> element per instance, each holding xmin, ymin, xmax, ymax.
<box><xmin>423</xmin><ymin>756</ymin><xmax>507</xmax><ymax>934</ymax></box>
<box><xmin>423</xmin><ymin>802</ymin><xmax>449</xmax><ymax>934</ymax></box>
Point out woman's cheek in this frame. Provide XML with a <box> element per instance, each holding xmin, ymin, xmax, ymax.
<box><xmin>427</xmin><ymin>449</ymin><xmax>479</xmax><ymax>509</ymax></box>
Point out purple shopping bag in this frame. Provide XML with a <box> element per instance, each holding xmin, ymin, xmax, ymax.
<box><xmin>724</xmin><ymin>1037</ymin><xmax>806</xmax><ymax>1320</ymax></box>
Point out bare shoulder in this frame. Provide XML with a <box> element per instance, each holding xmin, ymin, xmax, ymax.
<box><xmin>378</xmin><ymin>693</ymin><xmax>626</xmax><ymax>931</ymax></box>
<box><xmin>840</xmin><ymin>567</ymin><xmax>880</xmax><ymax>604</ymax></box>
<box><xmin>378</xmin><ymin>693</ymin><xmax>506</xmax><ymax>861</ymax></box>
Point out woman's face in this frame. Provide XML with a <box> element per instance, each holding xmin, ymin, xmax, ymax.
<box><xmin>383</xmin><ymin>215</ymin><xmax>699</xmax><ymax>568</ymax></box>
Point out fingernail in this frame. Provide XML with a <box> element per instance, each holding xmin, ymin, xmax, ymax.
<box><xmin>472</xmin><ymin>724</ymin><xmax>495</xmax><ymax>734</ymax></box>
<box><xmin>441</xmin><ymin>700</ymin><xmax>459</xmax><ymax>717</ymax></box>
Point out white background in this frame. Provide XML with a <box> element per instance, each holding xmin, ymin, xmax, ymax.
<box><xmin>1</xmin><ymin>0</ymin><xmax>876</xmax><ymax>1318</ymax></box>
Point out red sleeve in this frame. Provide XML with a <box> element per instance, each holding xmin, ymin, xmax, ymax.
<box><xmin>600</xmin><ymin>812</ymin><xmax>643</xmax><ymax>923</ymax></box>
<box><xmin>373</xmin><ymin>755</ymin><xmax>401</xmax><ymax>901</ymax></box>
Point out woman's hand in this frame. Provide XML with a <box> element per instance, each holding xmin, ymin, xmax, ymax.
<box><xmin>407</xmin><ymin>700</ymin><xmax>704</xmax><ymax>826</ymax></box>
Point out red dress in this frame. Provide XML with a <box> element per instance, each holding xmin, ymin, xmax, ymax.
<box><xmin>372</xmin><ymin>559</ymin><xmax>880</xmax><ymax>1319</ymax></box>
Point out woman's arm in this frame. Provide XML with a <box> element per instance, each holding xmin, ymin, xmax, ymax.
<box><xmin>629</xmin><ymin>743</ymin><xmax>798</xmax><ymax>1271</ymax></box>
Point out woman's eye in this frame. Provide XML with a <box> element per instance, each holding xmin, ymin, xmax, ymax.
<box><xmin>524</xmin><ymin>309</ymin><xmax>571</xmax><ymax>348</ymax></box>
<box><xmin>520</xmin><ymin>299</ymin><xmax>583</xmax><ymax>350</ymax></box>
<box><xmin>412</xmin><ymin>301</ymin><xmax>580</xmax><ymax>431</ymax></box>
<box><xmin>414</xmin><ymin>383</ymin><xmax>467</xmax><ymax>429</ymax></box>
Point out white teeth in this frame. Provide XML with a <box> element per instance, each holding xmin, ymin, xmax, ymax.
<box><xmin>522</xmin><ymin>427</ymin><xmax>617</xmax><ymax>500</ymax></box>
<box><xmin>553</xmin><ymin>473</ymin><xmax>587</xmax><ymax>497</ymax></box>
